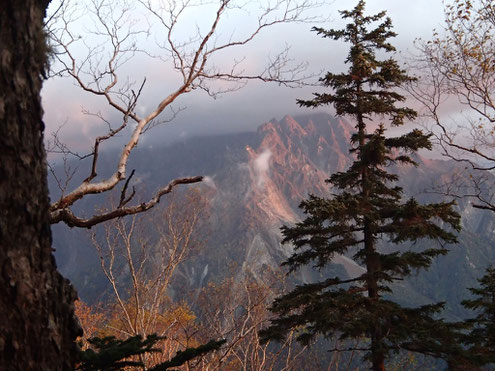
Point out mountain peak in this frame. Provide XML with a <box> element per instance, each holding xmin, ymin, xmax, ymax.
<box><xmin>280</xmin><ymin>115</ymin><xmax>308</xmax><ymax>136</ymax></box>
<box><xmin>257</xmin><ymin>115</ymin><xmax>308</xmax><ymax>140</ymax></box>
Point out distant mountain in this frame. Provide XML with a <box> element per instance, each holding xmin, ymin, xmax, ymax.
<box><xmin>52</xmin><ymin>113</ymin><xmax>495</xmax><ymax>318</ymax></box>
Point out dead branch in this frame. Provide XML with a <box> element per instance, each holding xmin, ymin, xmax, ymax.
<box><xmin>49</xmin><ymin>175</ymin><xmax>203</xmax><ymax>228</ymax></box>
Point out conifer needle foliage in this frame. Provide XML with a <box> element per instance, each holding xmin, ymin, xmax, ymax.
<box><xmin>260</xmin><ymin>2</ymin><xmax>462</xmax><ymax>370</ymax></box>
<box><xmin>462</xmin><ymin>265</ymin><xmax>495</xmax><ymax>365</ymax></box>
<box><xmin>77</xmin><ymin>334</ymin><xmax>225</xmax><ymax>371</ymax></box>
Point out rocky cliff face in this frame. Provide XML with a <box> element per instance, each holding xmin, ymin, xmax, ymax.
<box><xmin>254</xmin><ymin>114</ymin><xmax>351</xmax><ymax>209</ymax></box>
<box><xmin>53</xmin><ymin>113</ymin><xmax>495</xmax><ymax>317</ymax></box>
<box><xmin>198</xmin><ymin>114</ymin><xmax>356</xmax><ymax>282</ymax></box>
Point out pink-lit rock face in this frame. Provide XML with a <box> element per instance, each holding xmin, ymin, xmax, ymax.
<box><xmin>254</xmin><ymin>114</ymin><xmax>353</xmax><ymax>210</ymax></box>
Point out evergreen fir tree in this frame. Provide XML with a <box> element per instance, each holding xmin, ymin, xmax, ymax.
<box><xmin>260</xmin><ymin>2</ymin><xmax>462</xmax><ymax>370</ymax></box>
<box><xmin>462</xmin><ymin>265</ymin><xmax>495</xmax><ymax>365</ymax></box>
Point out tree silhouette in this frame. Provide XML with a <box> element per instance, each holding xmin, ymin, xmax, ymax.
<box><xmin>462</xmin><ymin>265</ymin><xmax>495</xmax><ymax>366</ymax></box>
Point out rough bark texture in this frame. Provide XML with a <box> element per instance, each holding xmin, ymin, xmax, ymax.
<box><xmin>0</xmin><ymin>1</ymin><xmax>80</xmax><ymax>369</ymax></box>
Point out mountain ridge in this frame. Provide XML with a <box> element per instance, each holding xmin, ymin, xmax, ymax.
<box><xmin>51</xmin><ymin>113</ymin><xmax>495</xmax><ymax>318</ymax></box>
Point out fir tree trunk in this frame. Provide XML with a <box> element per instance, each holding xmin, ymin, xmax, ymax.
<box><xmin>365</xmin><ymin>221</ymin><xmax>384</xmax><ymax>371</ymax></box>
<box><xmin>371</xmin><ymin>351</ymin><xmax>385</xmax><ymax>371</ymax></box>
<box><xmin>357</xmin><ymin>97</ymin><xmax>385</xmax><ymax>371</ymax></box>
<box><xmin>0</xmin><ymin>1</ymin><xmax>80</xmax><ymax>369</ymax></box>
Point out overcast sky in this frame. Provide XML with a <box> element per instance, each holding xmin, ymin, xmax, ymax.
<box><xmin>42</xmin><ymin>0</ymin><xmax>448</xmax><ymax>153</ymax></box>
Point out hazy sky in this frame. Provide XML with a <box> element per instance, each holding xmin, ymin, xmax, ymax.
<box><xmin>42</xmin><ymin>0</ymin><xmax>448</xmax><ymax>154</ymax></box>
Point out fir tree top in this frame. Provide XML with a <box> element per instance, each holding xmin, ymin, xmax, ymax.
<box><xmin>298</xmin><ymin>0</ymin><xmax>417</xmax><ymax>128</ymax></box>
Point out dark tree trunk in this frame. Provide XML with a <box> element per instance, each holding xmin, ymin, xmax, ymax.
<box><xmin>0</xmin><ymin>1</ymin><xmax>80</xmax><ymax>369</ymax></box>
<box><xmin>358</xmin><ymin>108</ymin><xmax>385</xmax><ymax>371</ymax></box>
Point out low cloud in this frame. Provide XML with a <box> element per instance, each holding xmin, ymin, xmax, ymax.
<box><xmin>203</xmin><ymin>175</ymin><xmax>217</xmax><ymax>190</ymax></box>
<box><xmin>253</xmin><ymin>149</ymin><xmax>272</xmax><ymax>187</ymax></box>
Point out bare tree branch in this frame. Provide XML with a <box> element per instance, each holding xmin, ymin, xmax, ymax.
<box><xmin>408</xmin><ymin>0</ymin><xmax>495</xmax><ymax>211</ymax></box>
<box><xmin>45</xmin><ymin>0</ymin><xmax>322</xmax><ymax>228</ymax></box>
<box><xmin>89</xmin><ymin>189</ymin><xmax>207</xmax><ymax>368</ymax></box>
<box><xmin>49</xmin><ymin>176</ymin><xmax>203</xmax><ymax>228</ymax></box>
